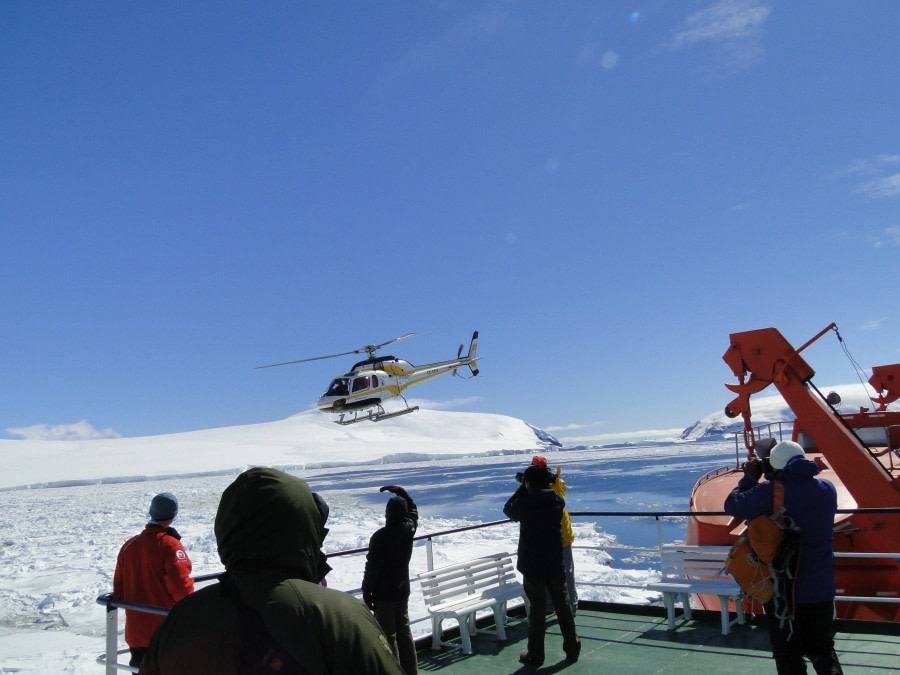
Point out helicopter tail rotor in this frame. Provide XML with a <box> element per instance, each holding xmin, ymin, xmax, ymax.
<box><xmin>453</xmin><ymin>331</ymin><xmax>480</xmax><ymax>378</ymax></box>
<box><xmin>467</xmin><ymin>330</ymin><xmax>480</xmax><ymax>376</ymax></box>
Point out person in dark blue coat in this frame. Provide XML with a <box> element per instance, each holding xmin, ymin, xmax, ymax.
<box><xmin>504</xmin><ymin>464</ymin><xmax>580</xmax><ymax>667</ymax></box>
<box><xmin>724</xmin><ymin>441</ymin><xmax>843</xmax><ymax>675</ymax></box>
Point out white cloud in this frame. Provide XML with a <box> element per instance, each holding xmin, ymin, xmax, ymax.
<box><xmin>6</xmin><ymin>420</ymin><xmax>122</xmax><ymax>441</ymax></box>
<box><xmin>386</xmin><ymin>6</ymin><xmax>519</xmax><ymax>81</ymax></box>
<box><xmin>861</xmin><ymin>317</ymin><xmax>888</xmax><ymax>331</ymax></box>
<box><xmin>668</xmin><ymin>0</ymin><xmax>771</xmax><ymax>50</ymax></box>
<box><xmin>880</xmin><ymin>226</ymin><xmax>900</xmax><ymax>247</ymax></box>
<box><xmin>836</xmin><ymin>155</ymin><xmax>900</xmax><ymax>199</ymax></box>
<box><xmin>832</xmin><ymin>225</ymin><xmax>900</xmax><ymax>248</ymax></box>
<box><xmin>857</xmin><ymin>173</ymin><xmax>900</xmax><ymax>198</ymax></box>
<box><xmin>838</xmin><ymin>154</ymin><xmax>900</xmax><ymax>176</ymax></box>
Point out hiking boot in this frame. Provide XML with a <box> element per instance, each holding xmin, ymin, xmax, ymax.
<box><xmin>565</xmin><ymin>639</ymin><xmax>582</xmax><ymax>663</ymax></box>
<box><xmin>519</xmin><ymin>651</ymin><xmax>544</xmax><ymax>667</ymax></box>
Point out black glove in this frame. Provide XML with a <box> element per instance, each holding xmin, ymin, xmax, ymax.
<box><xmin>379</xmin><ymin>485</ymin><xmax>408</xmax><ymax>498</ymax></box>
<box><xmin>743</xmin><ymin>458</ymin><xmax>763</xmax><ymax>480</ymax></box>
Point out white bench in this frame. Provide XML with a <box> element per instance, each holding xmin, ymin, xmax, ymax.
<box><xmin>646</xmin><ymin>544</ymin><xmax>745</xmax><ymax>635</ymax></box>
<box><xmin>417</xmin><ymin>552</ymin><xmax>530</xmax><ymax>654</ymax></box>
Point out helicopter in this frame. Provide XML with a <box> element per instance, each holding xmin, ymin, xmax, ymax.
<box><xmin>257</xmin><ymin>331</ymin><xmax>480</xmax><ymax>424</ymax></box>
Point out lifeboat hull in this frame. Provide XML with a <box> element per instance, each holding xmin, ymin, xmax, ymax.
<box><xmin>688</xmin><ymin>457</ymin><xmax>899</xmax><ymax>621</ymax></box>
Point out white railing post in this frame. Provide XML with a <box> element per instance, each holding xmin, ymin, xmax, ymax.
<box><xmin>105</xmin><ymin>604</ymin><xmax>118</xmax><ymax>675</ymax></box>
<box><xmin>426</xmin><ymin>537</ymin><xmax>434</xmax><ymax>571</ymax></box>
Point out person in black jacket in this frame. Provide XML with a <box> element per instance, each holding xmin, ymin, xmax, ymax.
<box><xmin>362</xmin><ymin>485</ymin><xmax>419</xmax><ymax>675</ymax></box>
<box><xmin>504</xmin><ymin>464</ymin><xmax>581</xmax><ymax>667</ymax></box>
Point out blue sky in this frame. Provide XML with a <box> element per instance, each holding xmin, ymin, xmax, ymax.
<box><xmin>2</xmin><ymin>1</ymin><xmax>898</xmax><ymax>444</ymax></box>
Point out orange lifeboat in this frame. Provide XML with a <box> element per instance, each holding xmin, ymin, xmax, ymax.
<box><xmin>688</xmin><ymin>324</ymin><xmax>900</xmax><ymax>621</ymax></box>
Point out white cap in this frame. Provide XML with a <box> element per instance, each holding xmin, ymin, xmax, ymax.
<box><xmin>769</xmin><ymin>441</ymin><xmax>805</xmax><ymax>470</ymax></box>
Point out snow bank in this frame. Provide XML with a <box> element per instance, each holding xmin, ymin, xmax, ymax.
<box><xmin>0</xmin><ymin>409</ymin><xmax>559</xmax><ymax>490</ymax></box>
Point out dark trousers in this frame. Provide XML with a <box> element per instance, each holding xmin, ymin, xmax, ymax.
<box><xmin>374</xmin><ymin>600</ymin><xmax>418</xmax><ymax>675</ymax></box>
<box><xmin>523</xmin><ymin>573</ymin><xmax>579</xmax><ymax>661</ymax></box>
<box><xmin>547</xmin><ymin>546</ymin><xmax>578</xmax><ymax>616</ymax></box>
<box><xmin>128</xmin><ymin>647</ymin><xmax>146</xmax><ymax>668</ymax></box>
<box><xmin>764</xmin><ymin>601</ymin><xmax>843</xmax><ymax>675</ymax></box>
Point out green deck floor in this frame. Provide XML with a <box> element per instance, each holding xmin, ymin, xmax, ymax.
<box><xmin>415</xmin><ymin>602</ymin><xmax>900</xmax><ymax>674</ymax></box>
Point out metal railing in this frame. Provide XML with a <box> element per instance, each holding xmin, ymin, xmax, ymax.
<box><xmin>731</xmin><ymin>420</ymin><xmax>794</xmax><ymax>464</ymax></box>
<box><xmin>95</xmin><ymin>508</ymin><xmax>900</xmax><ymax>672</ymax></box>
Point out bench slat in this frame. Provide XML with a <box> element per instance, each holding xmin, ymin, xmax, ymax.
<box><xmin>421</xmin><ymin>571</ymin><xmax>519</xmax><ymax>600</ymax></box>
<box><xmin>418</xmin><ymin>553</ymin><xmax>513</xmax><ymax>577</ymax></box>
<box><xmin>423</xmin><ymin>582</ymin><xmax>521</xmax><ymax>607</ymax></box>
<box><xmin>419</xmin><ymin>561</ymin><xmax>514</xmax><ymax>584</ymax></box>
<box><xmin>420</xmin><ymin>564</ymin><xmax>516</xmax><ymax>588</ymax></box>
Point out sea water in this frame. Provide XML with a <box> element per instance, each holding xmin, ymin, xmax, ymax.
<box><xmin>306</xmin><ymin>439</ymin><xmax>738</xmax><ymax>553</ymax></box>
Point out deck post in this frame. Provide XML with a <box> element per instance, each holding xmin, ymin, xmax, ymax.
<box><xmin>105</xmin><ymin>604</ymin><xmax>118</xmax><ymax>675</ymax></box>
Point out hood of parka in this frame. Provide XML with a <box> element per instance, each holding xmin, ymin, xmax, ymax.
<box><xmin>385</xmin><ymin>494</ymin><xmax>408</xmax><ymax>526</ymax></box>
<box><xmin>778</xmin><ymin>454</ymin><xmax>822</xmax><ymax>479</ymax></box>
<box><xmin>215</xmin><ymin>467</ymin><xmax>327</xmax><ymax>582</ymax></box>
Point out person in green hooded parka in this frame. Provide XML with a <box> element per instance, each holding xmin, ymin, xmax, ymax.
<box><xmin>139</xmin><ymin>468</ymin><xmax>404</xmax><ymax>675</ymax></box>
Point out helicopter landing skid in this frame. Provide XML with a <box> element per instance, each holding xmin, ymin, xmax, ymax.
<box><xmin>336</xmin><ymin>405</ymin><xmax>420</xmax><ymax>425</ymax></box>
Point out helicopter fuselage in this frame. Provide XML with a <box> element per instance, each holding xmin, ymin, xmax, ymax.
<box><xmin>316</xmin><ymin>351</ymin><xmax>477</xmax><ymax>414</ymax></box>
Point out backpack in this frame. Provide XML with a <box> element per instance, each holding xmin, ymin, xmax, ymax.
<box><xmin>725</xmin><ymin>480</ymin><xmax>800</xmax><ymax>603</ymax></box>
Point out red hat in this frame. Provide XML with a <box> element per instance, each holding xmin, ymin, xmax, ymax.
<box><xmin>531</xmin><ymin>456</ymin><xmax>548</xmax><ymax>467</ymax></box>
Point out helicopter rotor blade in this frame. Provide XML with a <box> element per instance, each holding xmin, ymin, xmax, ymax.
<box><xmin>256</xmin><ymin>332</ymin><xmax>426</xmax><ymax>369</ymax></box>
<box><xmin>255</xmin><ymin>349</ymin><xmax>362</xmax><ymax>369</ymax></box>
<box><xmin>364</xmin><ymin>332</ymin><xmax>419</xmax><ymax>353</ymax></box>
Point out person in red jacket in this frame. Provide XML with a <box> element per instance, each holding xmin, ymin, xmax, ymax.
<box><xmin>113</xmin><ymin>492</ymin><xmax>194</xmax><ymax>668</ymax></box>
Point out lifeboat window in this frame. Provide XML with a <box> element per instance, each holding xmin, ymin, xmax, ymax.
<box><xmin>855</xmin><ymin>427</ymin><xmax>889</xmax><ymax>447</ymax></box>
<box><xmin>325</xmin><ymin>378</ymin><xmax>349</xmax><ymax>396</ymax></box>
<box><xmin>371</xmin><ymin>375</ymin><xmax>379</xmax><ymax>387</ymax></box>
<box><xmin>352</xmin><ymin>376</ymin><xmax>371</xmax><ymax>393</ymax></box>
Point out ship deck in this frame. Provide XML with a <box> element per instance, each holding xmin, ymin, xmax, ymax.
<box><xmin>415</xmin><ymin>602</ymin><xmax>900</xmax><ymax>673</ymax></box>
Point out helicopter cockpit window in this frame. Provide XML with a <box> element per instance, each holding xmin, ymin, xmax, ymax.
<box><xmin>325</xmin><ymin>378</ymin><xmax>350</xmax><ymax>396</ymax></box>
<box><xmin>351</xmin><ymin>376</ymin><xmax>371</xmax><ymax>393</ymax></box>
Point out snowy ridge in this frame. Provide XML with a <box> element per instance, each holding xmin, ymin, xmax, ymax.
<box><xmin>680</xmin><ymin>383</ymin><xmax>899</xmax><ymax>441</ymax></box>
<box><xmin>0</xmin><ymin>408</ymin><xmax>559</xmax><ymax>491</ymax></box>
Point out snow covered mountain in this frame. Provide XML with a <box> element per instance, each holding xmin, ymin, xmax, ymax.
<box><xmin>0</xmin><ymin>408</ymin><xmax>560</xmax><ymax>491</ymax></box>
<box><xmin>680</xmin><ymin>383</ymin><xmax>897</xmax><ymax>441</ymax></box>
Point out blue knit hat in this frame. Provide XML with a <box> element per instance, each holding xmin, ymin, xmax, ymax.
<box><xmin>149</xmin><ymin>492</ymin><xmax>179</xmax><ymax>521</ymax></box>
